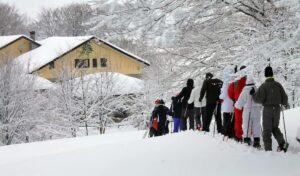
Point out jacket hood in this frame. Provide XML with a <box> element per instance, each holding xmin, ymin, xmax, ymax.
<box><xmin>246</xmin><ymin>75</ymin><xmax>254</xmax><ymax>85</ymax></box>
<box><xmin>223</xmin><ymin>65</ymin><xmax>236</xmax><ymax>82</ymax></box>
<box><xmin>187</xmin><ymin>79</ymin><xmax>194</xmax><ymax>88</ymax></box>
<box><xmin>194</xmin><ymin>78</ymin><xmax>202</xmax><ymax>87</ymax></box>
<box><xmin>237</xmin><ymin>65</ymin><xmax>254</xmax><ymax>78</ymax></box>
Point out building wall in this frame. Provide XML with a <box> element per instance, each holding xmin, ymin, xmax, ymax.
<box><xmin>36</xmin><ymin>41</ymin><xmax>145</xmax><ymax>81</ymax></box>
<box><xmin>0</xmin><ymin>37</ymin><xmax>37</xmax><ymax>61</ymax></box>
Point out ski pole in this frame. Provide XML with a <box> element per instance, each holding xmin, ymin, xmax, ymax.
<box><xmin>281</xmin><ymin>105</ymin><xmax>288</xmax><ymax>143</ymax></box>
<box><xmin>213</xmin><ymin>103</ymin><xmax>218</xmax><ymax>137</ymax></box>
<box><xmin>246</xmin><ymin>98</ymin><xmax>253</xmax><ymax>139</ymax></box>
<box><xmin>213</xmin><ymin>119</ymin><xmax>216</xmax><ymax>137</ymax></box>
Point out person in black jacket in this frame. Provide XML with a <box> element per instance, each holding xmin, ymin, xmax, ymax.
<box><xmin>150</xmin><ymin>99</ymin><xmax>173</xmax><ymax>137</ymax></box>
<box><xmin>171</xmin><ymin>94</ymin><xmax>182</xmax><ymax>133</ymax></box>
<box><xmin>199</xmin><ymin>73</ymin><xmax>223</xmax><ymax>133</ymax></box>
<box><xmin>174</xmin><ymin>79</ymin><xmax>195</xmax><ymax>131</ymax></box>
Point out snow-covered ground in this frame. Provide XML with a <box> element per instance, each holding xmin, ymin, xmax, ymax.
<box><xmin>0</xmin><ymin>107</ymin><xmax>299</xmax><ymax>176</ymax></box>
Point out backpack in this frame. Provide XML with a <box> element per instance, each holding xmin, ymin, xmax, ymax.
<box><xmin>208</xmin><ymin>78</ymin><xmax>223</xmax><ymax>101</ymax></box>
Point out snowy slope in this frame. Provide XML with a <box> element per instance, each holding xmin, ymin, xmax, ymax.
<box><xmin>0</xmin><ymin>108</ymin><xmax>299</xmax><ymax>176</ymax></box>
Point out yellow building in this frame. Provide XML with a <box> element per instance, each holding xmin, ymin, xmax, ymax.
<box><xmin>0</xmin><ymin>35</ymin><xmax>40</xmax><ymax>61</ymax></box>
<box><xmin>15</xmin><ymin>36</ymin><xmax>150</xmax><ymax>82</ymax></box>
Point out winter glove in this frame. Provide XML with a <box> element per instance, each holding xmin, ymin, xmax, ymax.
<box><xmin>282</xmin><ymin>104</ymin><xmax>290</xmax><ymax>110</ymax></box>
<box><xmin>249</xmin><ymin>87</ymin><xmax>255</xmax><ymax>95</ymax></box>
<box><xmin>199</xmin><ymin>98</ymin><xmax>202</xmax><ymax>103</ymax></box>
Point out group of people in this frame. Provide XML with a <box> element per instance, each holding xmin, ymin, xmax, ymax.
<box><xmin>149</xmin><ymin>65</ymin><xmax>289</xmax><ymax>152</ymax></box>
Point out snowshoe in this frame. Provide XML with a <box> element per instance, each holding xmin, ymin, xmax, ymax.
<box><xmin>277</xmin><ymin>142</ymin><xmax>289</xmax><ymax>153</ymax></box>
<box><xmin>253</xmin><ymin>137</ymin><xmax>261</xmax><ymax>149</ymax></box>
<box><xmin>253</xmin><ymin>143</ymin><xmax>262</xmax><ymax>150</ymax></box>
<box><xmin>243</xmin><ymin>137</ymin><xmax>252</xmax><ymax>146</ymax></box>
<box><xmin>234</xmin><ymin>137</ymin><xmax>242</xmax><ymax>143</ymax></box>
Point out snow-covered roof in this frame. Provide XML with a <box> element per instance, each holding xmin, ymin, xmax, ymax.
<box><xmin>69</xmin><ymin>72</ymin><xmax>144</xmax><ymax>95</ymax></box>
<box><xmin>31</xmin><ymin>75</ymin><xmax>57</xmax><ymax>90</ymax></box>
<box><xmin>95</xmin><ymin>38</ymin><xmax>150</xmax><ymax>66</ymax></box>
<box><xmin>0</xmin><ymin>35</ymin><xmax>39</xmax><ymax>49</ymax></box>
<box><xmin>15</xmin><ymin>35</ymin><xmax>149</xmax><ymax>73</ymax></box>
<box><xmin>15</xmin><ymin>36</ymin><xmax>95</xmax><ymax>73</ymax></box>
<box><xmin>19</xmin><ymin>74</ymin><xmax>56</xmax><ymax>90</ymax></box>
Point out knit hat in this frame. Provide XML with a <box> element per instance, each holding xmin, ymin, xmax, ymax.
<box><xmin>187</xmin><ymin>79</ymin><xmax>194</xmax><ymax>88</ymax></box>
<box><xmin>240</xmin><ymin>66</ymin><xmax>246</xmax><ymax>71</ymax></box>
<box><xmin>155</xmin><ymin>98</ymin><xmax>161</xmax><ymax>104</ymax></box>
<box><xmin>264</xmin><ymin>66</ymin><xmax>273</xmax><ymax>77</ymax></box>
<box><xmin>205</xmin><ymin>73</ymin><xmax>213</xmax><ymax>79</ymax></box>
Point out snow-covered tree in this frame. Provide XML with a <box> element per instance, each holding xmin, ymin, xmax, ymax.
<box><xmin>35</xmin><ymin>3</ymin><xmax>95</xmax><ymax>39</ymax></box>
<box><xmin>0</xmin><ymin>3</ymin><xmax>29</xmax><ymax>35</ymax></box>
<box><xmin>90</xmin><ymin>0</ymin><xmax>300</xmax><ymax>108</ymax></box>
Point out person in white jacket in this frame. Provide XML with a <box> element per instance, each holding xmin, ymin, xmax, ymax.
<box><xmin>235</xmin><ymin>76</ymin><xmax>262</xmax><ymax>148</ymax></box>
<box><xmin>188</xmin><ymin>78</ymin><xmax>206</xmax><ymax>130</ymax></box>
<box><xmin>219</xmin><ymin>65</ymin><xmax>235</xmax><ymax>138</ymax></box>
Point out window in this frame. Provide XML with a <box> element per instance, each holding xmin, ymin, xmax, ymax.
<box><xmin>100</xmin><ymin>58</ymin><xmax>107</xmax><ymax>67</ymax></box>
<box><xmin>49</xmin><ymin>61</ymin><xmax>55</xmax><ymax>69</ymax></box>
<box><xmin>75</xmin><ymin>59</ymin><xmax>90</xmax><ymax>68</ymax></box>
<box><xmin>92</xmin><ymin>58</ymin><xmax>97</xmax><ymax>68</ymax></box>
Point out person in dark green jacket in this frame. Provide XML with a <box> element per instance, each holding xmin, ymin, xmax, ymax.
<box><xmin>250</xmin><ymin>66</ymin><xmax>289</xmax><ymax>152</ymax></box>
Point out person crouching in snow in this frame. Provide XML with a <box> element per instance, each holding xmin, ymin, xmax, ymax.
<box><xmin>149</xmin><ymin>98</ymin><xmax>173</xmax><ymax>137</ymax></box>
<box><xmin>171</xmin><ymin>94</ymin><xmax>182</xmax><ymax>133</ymax></box>
<box><xmin>235</xmin><ymin>76</ymin><xmax>262</xmax><ymax>148</ymax></box>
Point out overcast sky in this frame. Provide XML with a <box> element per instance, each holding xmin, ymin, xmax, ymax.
<box><xmin>0</xmin><ymin>0</ymin><xmax>89</xmax><ymax>19</ymax></box>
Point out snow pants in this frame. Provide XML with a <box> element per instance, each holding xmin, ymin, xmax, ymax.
<box><xmin>181</xmin><ymin>107</ymin><xmax>194</xmax><ymax>131</ymax></box>
<box><xmin>203</xmin><ymin>103</ymin><xmax>222</xmax><ymax>133</ymax></box>
<box><xmin>262</xmin><ymin>106</ymin><xmax>285</xmax><ymax>151</ymax></box>
<box><xmin>234</xmin><ymin>108</ymin><xmax>243</xmax><ymax>140</ymax></box>
<box><xmin>194</xmin><ymin>107</ymin><xmax>205</xmax><ymax>130</ymax></box>
<box><xmin>223</xmin><ymin>112</ymin><xmax>235</xmax><ymax>138</ymax></box>
<box><xmin>173</xmin><ymin>117</ymin><xmax>181</xmax><ymax>133</ymax></box>
<box><xmin>242</xmin><ymin>107</ymin><xmax>262</xmax><ymax>138</ymax></box>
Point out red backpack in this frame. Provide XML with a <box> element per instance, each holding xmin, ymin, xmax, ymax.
<box><xmin>152</xmin><ymin>118</ymin><xmax>158</xmax><ymax>131</ymax></box>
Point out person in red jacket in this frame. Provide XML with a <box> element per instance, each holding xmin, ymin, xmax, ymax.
<box><xmin>227</xmin><ymin>66</ymin><xmax>247</xmax><ymax>142</ymax></box>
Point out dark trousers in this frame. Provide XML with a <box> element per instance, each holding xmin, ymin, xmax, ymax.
<box><xmin>181</xmin><ymin>107</ymin><xmax>194</xmax><ymax>131</ymax></box>
<box><xmin>263</xmin><ymin>106</ymin><xmax>285</xmax><ymax>151</ymax></box>
<box><xmin>203</xmin><ymin>103</ymin><xmax>222</xmax><ymax>133</ymax></box>
<box><xmin>223</xmin><ymin>112</ymin><xmax>235</xmax><ymax>138</ymax></box>
<box><xmin>194</xmin><ymin>107</ymin><xmax>206</xmax><ymax>129</ymax></box>
<box><xmin>173</xmin><ymin>117</ymin><xmax>181</xmax><ymax>133</ymax></box>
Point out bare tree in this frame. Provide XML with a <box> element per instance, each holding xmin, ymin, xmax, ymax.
<box><xmin>35</xmin><ymin>3</ymin><xmax>95</xmax><ymax>39</ymax></box>
<box><xmin>0</xmin><ymin>3</ymin><xmax>29</xmax><ymax>35</ymax></box>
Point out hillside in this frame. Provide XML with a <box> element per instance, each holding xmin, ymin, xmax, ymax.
<box><xmin>0</xmin><ymin>107</ymin><xmax>299</xmax><ymax>176</ymax></box>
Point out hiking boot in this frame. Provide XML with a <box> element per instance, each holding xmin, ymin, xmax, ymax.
<box><xmin>277</xmin><ymin>142</ymin><xmax>289</xmax><ymax>153</ymax></box>
<box><xmin>243</xmin><ymin>137</ymin><xmax>251</xmax><ymax>146</ymax></box>
<box><xmin>234</xmin><ymin>137</ymin><xmax>242</xmax><ymax>143</ymax></box>
<box><xmin>253</xmin><ymin>137</ymin><xmax>261</xmax><ymax>149</ymax></box>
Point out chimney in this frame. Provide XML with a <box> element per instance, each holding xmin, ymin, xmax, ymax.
<box><xmin>29</xmin><ymin>31</ymin><xmax>36</xmax><ymax>41</ymax></box>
